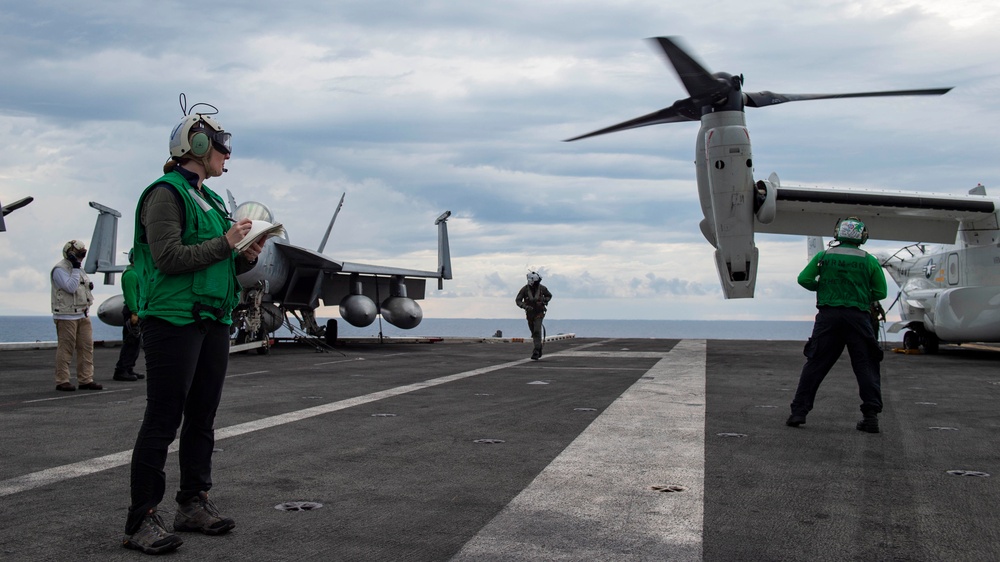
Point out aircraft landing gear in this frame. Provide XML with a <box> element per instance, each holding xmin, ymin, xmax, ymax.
<box><xmin>233</xmin><ymin>282</ymin><xmax>271</xmax><ymax>355</ymax></box>
<box><xmin>903</xmin><ymin>329</ymin><xmax>939</xmax><ymax>354</ymax></box>
<box><xmin>325</xmin><ymin>319</ymin><xmax>338</xmax><ymax>346</ymax></box>
<box><xmin>922</xmin><ymin>332</ymin><xmax>939</xmax><ymax>355</ymax></box>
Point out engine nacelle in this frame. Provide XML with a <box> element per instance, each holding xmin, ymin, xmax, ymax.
<box><xmin>705</xmin><ymin>123</ymin><xmax>757</xmax><ymax>298</ymax></box>
<box><xmin>97</xmin><ymin>294</ymin><xmax>126</xmax><ymax>327</ymax></box>
<box><xmin>380</xmin><ymin>297</ymin><xmax>422</xmax><ymax>329</ymax></box>
<box><xmin>339</xmin><ymin>294</ymin><xmax>377</xmax><ymax>327</ymax></box>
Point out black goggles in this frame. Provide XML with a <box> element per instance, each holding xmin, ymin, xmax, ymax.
<box><xmin>209</xmin><ymin>130</ymin><xmax>232</xmax><ymax>154</ymax></box>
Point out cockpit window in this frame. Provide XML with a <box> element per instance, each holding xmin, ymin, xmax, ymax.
<box><xmin>233</xmin><ymin>201</ymin><xmax>273</xmax><ymax>223</ymax></box>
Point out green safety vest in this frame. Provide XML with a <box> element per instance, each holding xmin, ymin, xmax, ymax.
<box><xmin>133</xmin><ymin>171</ymin><xmax>240</xmax><ymax>326</ymax></box>
<box><xmin>797</xmin><ymin>244</ymin><xmax>888</xmax><ymax>311</ymax></box>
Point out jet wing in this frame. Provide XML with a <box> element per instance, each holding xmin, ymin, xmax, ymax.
<box><xmin>757</xmin><ymin>185</ymin><xmax>997</xmax><ymax>243</ymax></box>
<box><xmin>268</xmin><ymin>239</ymin><xmax>442</xmax><ymax>309</ymax></box>
<box><xmin>272</xmin><ymin>240</ymin><xmax>443</xmax><ymax>278</ymax></box>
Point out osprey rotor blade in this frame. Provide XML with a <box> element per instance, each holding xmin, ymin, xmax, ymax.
<box><xmin>744</xmin><ymin>87</ymin><xmax>952</xmax><ymax>108</ymax></box>
<box><xmin>564</xmin><ymin>102</ymin><xmax>696</xmax><ymax>142</ymax></box>
<box><xmin>650</xmin><ymin>36</ymin><xmax>730</xmax><ymax>103</ymax></box>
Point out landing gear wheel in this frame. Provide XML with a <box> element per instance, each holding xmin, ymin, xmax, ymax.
<box><xmin>325</xmin><ymin>319</ymin><xmax>338</xmax><ymax>346</ymax></box>
<box><xmin>903</xmin><ymin>330</ymin><xmax>920</xmax><ymax>350</ymax></box>
<box><xmin>922</xmin><ymin>332</ymin><xmax>939</xmax><ymax>355</ymax></box>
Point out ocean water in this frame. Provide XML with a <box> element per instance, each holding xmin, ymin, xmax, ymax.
<box><xmin>0</xmin><ymin>315</ymin><xmax>902</xmax><ymax>343</ymax></box>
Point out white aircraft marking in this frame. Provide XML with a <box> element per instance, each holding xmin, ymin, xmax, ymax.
<box><xmin>453</xmin><ymin>339</ymin><xmax>707</xmax><ymax>560</ymax></box>
<box><xmin>21</xmin><ymin>388</ymin><xmax>133</xmax><ymax>404</ymax></box>
<box><xmin>224</xmin><ymin>370</ymin><xmax>271</xmax><ymax>379</ymax></box>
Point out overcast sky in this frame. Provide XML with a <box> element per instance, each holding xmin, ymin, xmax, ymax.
<box><xmin>2</xmin><ymin>0</ymin><xmax>998</xmax><ymax>324</ymax></box>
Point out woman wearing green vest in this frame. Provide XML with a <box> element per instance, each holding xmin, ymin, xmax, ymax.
<box><xmin>122</xmin><ymin>96</ymin><xmax>266</xmax><ymax>555</ymax></box>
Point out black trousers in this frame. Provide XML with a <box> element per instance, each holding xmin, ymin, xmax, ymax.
<box><xmin>790</xmin><ymin>306</ymin><xmax>883</xmax><ymax>418</ymax></box>
<box><xmin>125</xmin><ymin>317</ymin><xmax>231</xmax><ymax>534</ymax></box>
<box><xmin>114</xmin><ymin>307</ymin><xmax>141</xmax><ymax>373</ymax></box>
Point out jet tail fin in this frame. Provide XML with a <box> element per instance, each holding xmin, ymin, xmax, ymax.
<box><xmin>226</xmin><ymin>189</ymin><xmax>238</xmax><ymax>213</ymax></box>
<box><xmin>435</xmin><ymin>211</ymin><xmax>452</xmax><ymax>289</ymax></box>
<box><xmin>84</xmin><ymin>202</ymin><xmax>126</xmax><ymax>285</ymax></box>
<box><xmin>318</xmin><ymin>193</ymin><xmax>346</xmax><ymax>254</ymax></box>
<box><xmin>807</xmin><ymin>236</ymin><xmax>824</xmax><ymax>260</ymax></box>
<box><xmin>0</xmin><ymin>196</ymin><xmax>34</xmax><ymax>232</ymax></box>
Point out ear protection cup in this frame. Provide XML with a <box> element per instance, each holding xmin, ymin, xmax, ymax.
<box><xmin>189</xmin><ymin>131</ymin><xmax>211</xmax><ymax>157</ymax></box>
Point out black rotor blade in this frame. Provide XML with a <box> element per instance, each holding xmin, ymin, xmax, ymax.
<box><xmin>744</xmin><ymin>87</ymin><xmax>952</xmax><ymax>108</ymax></box>
<box><xmin>565</xmin><ymin>37</ymin><xmax>716</xmax><ymax>142</ymax></box>
<box><xmin>564</xmin><ymin>101</ymin><xmax>698</xmax><ymax>142</ymax></box>
<box><xmin>649</xmin><ymin>37</ymin><xmax>729</xmax><ymax>102</ymax></box>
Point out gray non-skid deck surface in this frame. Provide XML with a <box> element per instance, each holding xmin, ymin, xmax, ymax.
<box><xmin>1</xmin><ymin>338</ymin><xmax>998</xmax><ymax>561</ymax></box>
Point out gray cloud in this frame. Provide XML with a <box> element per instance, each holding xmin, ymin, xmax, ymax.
<box><xmin>1</xmin><ymin>0</ymin><xmax>997</xmax><ymax>320</ymax></box>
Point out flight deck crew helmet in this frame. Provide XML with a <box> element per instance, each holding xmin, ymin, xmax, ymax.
<box><xmin>63</xmin><ymin>240</ymin><xmax>87</xmax><ymax>259</ymax></box>
<box><xmin>526</xmin><ymin>272</ymin><xmax>541</xmax><ymax>284</ymax></box>
<box><xmin>168</xmin><ymin>113</ymin><xmax>231</xmax><ymax>159</ymax></box>
<box><xmin>834</xmin><ymin>217</ymin><xmax>868</xmax><ymax>245</ymax></box>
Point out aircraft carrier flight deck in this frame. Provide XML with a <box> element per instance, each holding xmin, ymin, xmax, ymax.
<box><xmin>1</xmin><ymin>337</ymin><xmax>998</xmax><ymax>561</ymax></box>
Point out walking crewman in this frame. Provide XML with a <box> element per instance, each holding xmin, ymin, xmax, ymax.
<box><xmin>515</xmin><ymin>271</ymin><xmax>552</xmax><ymax>360</ymax></box>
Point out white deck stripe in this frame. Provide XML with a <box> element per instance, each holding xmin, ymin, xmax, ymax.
<box><xmin>0</xmin><ymin>343</ymin><xmax>603</xmax><ymax>498</ymax></box>
<box><xmin>452</xmin><ymin>339</ymin><xmax>707</xmax><ymax>561</ymax></box>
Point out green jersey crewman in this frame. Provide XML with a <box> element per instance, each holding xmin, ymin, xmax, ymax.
<box><xmin>786</xmin><ymin>217</ymin><xmax>888</xmax><ymax>433</ymax></box>
<box><xmin>113</xmin><ymin>249</ymin><xmax>144</xmax><ymax>381</ymax></box>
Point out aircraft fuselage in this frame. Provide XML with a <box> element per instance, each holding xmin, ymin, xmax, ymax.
<box><xmin>883</xmin><ymin>225</ymin><xmax>1000</xmax><ymax>346</ymax></box>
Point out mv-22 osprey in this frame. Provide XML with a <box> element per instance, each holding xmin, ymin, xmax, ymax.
<box><xmin>568</xmin><ymin>37</ymin><xmax>1000</xmax><ymax>353</ymax></box>
<box><xmin>86</xmin><ymin>192</ymin><xmax>452</xmax><ymax>352</ymax></box>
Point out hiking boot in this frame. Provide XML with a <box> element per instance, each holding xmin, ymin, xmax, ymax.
<box><xmin>113</xmin><ymin>371</ymin><xmax>138</xmax><ymax>382</ymax></box>
<box><xmin>856</xmin><ymin>416</ymin><xmax>880</xmax><ymax>433</ymax></box>
<box><xmin>77</xmin><ymin>381</ymin><xmax>103</xmax><ymax>390</ymax></box>
<box><xmin>530</xmin><ymin>349</ymin><xmax>540</xmax><ymax>360</ymax></box>
<box><xmin>785</xmin><ymin>415</ymin><xmax>806</xmax><ymax>427</ymax></box>
<box><xmin>55</xmin><ymin>382</ymin><xmax>76</xmax><ymax>392</ymax></box>
<box><xmin>130</xmin><ymin>371</ymin><xmax>146</xmax><ymax>380</ymax></box>
<box><xmin>173</xmin><ymin>492</ymin><xmax>236</xmax><ymax>535</ymax></box>
<box><xmin>122</xmin><ymin>510</ymin><xmax>183</xmax><ymax>554</ymax></box>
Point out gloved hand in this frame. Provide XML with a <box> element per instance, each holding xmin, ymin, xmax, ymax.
<box><xmin>68</xmin><ymin>255</ymin><xmax>82</xmax><ymax>269</ymax></box>
<box><xmin>130</xmin><ymin>313</ymin><xmax>139</xmax><ymax>326</ymax></box>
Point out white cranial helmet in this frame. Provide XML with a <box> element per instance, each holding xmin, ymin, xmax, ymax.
<box><xmin>63</xmin><ymin>239</ymin><xmax>87</xmax><ymax>259</ymax></box>
<box><xmin>169</xmin><ymin>113</ymin><xmax>230</xmax><ymax>158</ymax></box>
<box><xmin>168</xmin><ymin>94</ymin><xmax>231</xmax><ymax>159</ymax></box>
<box><xmin>526</xmin><ymin>271</ymin><xmax>541</xmax><ymax>284</ymax></box>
